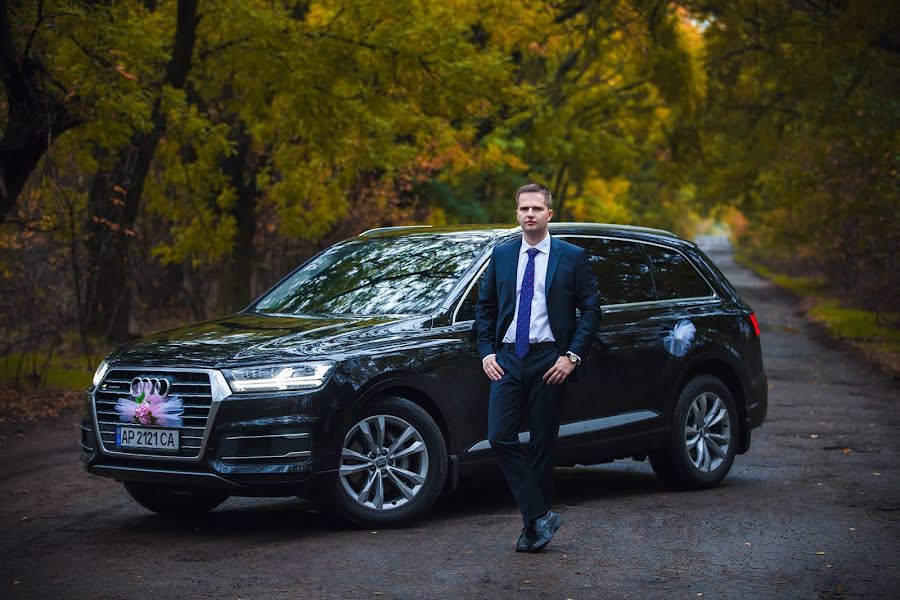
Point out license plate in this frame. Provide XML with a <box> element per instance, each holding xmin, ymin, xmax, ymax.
<box><xmin>116</xmin><ymin>426</ymin><xmax>180</xmax><ymax>451</ymax></box>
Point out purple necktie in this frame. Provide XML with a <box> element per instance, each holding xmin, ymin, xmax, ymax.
<box><xmin>515</xmin><ymin>247</ymin><xmax>540</xmax><ymax>359</ymax></box>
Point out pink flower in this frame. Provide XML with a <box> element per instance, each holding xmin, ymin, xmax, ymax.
<box><xmin>115</xmin><ymin>388</ymin><xmax>184</xmax><ymax>428</ymax></box>
<box><xmin>134</xmin><ymin>401</ymin><xmax>152</xmax><ymax>425</ymax></box>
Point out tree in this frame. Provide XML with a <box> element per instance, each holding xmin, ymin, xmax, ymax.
<box><xmin>687</xmin><ymin>0</ymin><xmax>900</xmax><ymax>310</ymax></box>
<box><xmin>83</xmin><ymin>0</ymin><xmax>200</xmax><ymax>340</ymax></box>
<box><xmin>0</xmin><ymin>0</ymin><xmax>81</xmax><ymax>219</ymax></box>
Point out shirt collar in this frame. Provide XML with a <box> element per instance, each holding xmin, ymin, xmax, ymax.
<box><xmin>520</xmin><ymin>233</ymin><xmax>551</xmax><ymax>255</ymax></box>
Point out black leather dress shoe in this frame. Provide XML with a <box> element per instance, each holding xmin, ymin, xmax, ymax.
<box><xmin>530</xmin><ymin>511</ymin><xmax>563</xmax><ymax>553</ymax></box>
<box><xmin>516</xmin><ymin>527</ymin><xmax>536</xmax><ymax>552</ymax></box>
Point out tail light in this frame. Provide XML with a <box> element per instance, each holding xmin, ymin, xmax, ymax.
<box><xmin>748</xmin><ymin>312</ymin><xmax>760</xmax><ymax>337</ymax></box>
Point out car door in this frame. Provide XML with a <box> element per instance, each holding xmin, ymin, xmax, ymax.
<box><xmin>638</xmin><ymin>242</ymin><xmax>723</xmax><ymax>413</ymax></box>
<box><xmin>560</xmin><ymin>236</ymin><xmax>671</xmax><ymax>433</ymax></box>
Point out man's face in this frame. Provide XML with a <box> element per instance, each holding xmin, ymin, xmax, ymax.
<box><xmin>516</xmin><ymin>191</ymin><xmax>553</xmax><ymax>235</ymax></box>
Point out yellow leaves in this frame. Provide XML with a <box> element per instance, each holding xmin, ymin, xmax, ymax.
<box><xmin>568</xmin><ymin>177</ymin><xmax>634</xmax><ymax>225</ymax></box>
<box><xmin>480</xmin><ymin>141</ymin><xmax>529</xmax><ymax>172</ymax></box>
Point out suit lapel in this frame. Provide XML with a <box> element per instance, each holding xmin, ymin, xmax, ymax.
<box><xmin>504</xmin><ymin>242</ymin><xmax>519</xmax><ymax>306</ymax></box>
<box><xmin>545</xmin><ymin>236</ymin><xmax>563</xmax><ymax>294</ymax></box>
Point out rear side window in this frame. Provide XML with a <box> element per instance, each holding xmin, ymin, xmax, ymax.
<box><xmin>643</xmin><ymin>245</ymin><xmax>713</xmax><ymax>300</ymax></box>
<box><xmin>571</xmin><ymin>238</ymin><xmax>656</xmax><ymax>305</ymax></box>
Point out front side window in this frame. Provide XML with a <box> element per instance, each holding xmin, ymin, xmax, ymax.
<box><xmin>455</xmin><ymin>265</ymin><xmax>484</xmax><ymax>322</ymax></box>
<box><xmin>568</xmin><ymin>237</ymin><xmax>656</xmax><ymax>305</ymax></box>
<box><xmin>643</xmin><ymin>245</ymin><xmax>714</xmax><ymax>300</ymax></box>
<box><xmin>254</xmin><ymin>235</ymin><xmax>488</xmax><ymax>317</ymax></box>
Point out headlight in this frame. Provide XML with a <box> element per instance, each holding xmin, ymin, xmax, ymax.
<box><xmin>92</xmin><ymin>360</ymin><xmax>110</xmax><ymax>387</ymax></box>
<box><xmin>222</xmin><ymin>362</ymin><xmax>336</xmax><ymax>393</ymax></box>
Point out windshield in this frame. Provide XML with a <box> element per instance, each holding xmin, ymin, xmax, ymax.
<box><xmin>253</xmin><ymin>234</ymin><xmax>488</xmax><ymax>317</ymax></box>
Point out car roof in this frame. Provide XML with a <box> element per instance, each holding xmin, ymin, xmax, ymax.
<box><xmin>358</xmin><ymin>222</ymin><xmax>684</xmax><ymax>245</ymax></box>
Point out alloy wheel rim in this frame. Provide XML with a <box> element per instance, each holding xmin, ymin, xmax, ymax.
<box><xmin>684</xmin><ymin>392</ymin><xmax>731</xmax><ymax>473</ymax></box>
<box><xmin>339</xmin><ymin>414</ymin><xmax>429</xmax><ymax>511</ymax></box>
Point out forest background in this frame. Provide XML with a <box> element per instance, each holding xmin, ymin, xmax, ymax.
<box><xmin>1</xmin><ymin>0</ymin><xmax>897</xmax><ymax>393</ymax></box>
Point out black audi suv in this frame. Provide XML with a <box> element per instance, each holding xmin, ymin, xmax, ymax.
<box><xmin>81</xmin><ymin>223</ymin><xmax>767</xmax><ymax>526</ymax></box>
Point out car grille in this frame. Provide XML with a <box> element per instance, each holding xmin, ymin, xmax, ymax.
<box><xmin>93</xmin><ymin>368</ymin><xmax>213</xmax><ymax>458</ymax></box>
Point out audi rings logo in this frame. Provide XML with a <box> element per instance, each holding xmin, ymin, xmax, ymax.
<box><xmin>130</xmin><ymin>377</ymin><xmax>171</xmax><ymax>398</ymax></box>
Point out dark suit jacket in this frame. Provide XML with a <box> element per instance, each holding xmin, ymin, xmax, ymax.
<box><xmin>475</xmin><ymin>236</ymin><xmax>602</xmax><ymax>362</ymax></box>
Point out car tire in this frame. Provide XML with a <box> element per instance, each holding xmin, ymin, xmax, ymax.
<box><xmin>649</xmin><ymin>375</ymin><xmax>739</xmax><ymax>490</ymax></box>
<box><xmin>123</xmin><ymin>482</ymin><xmax>229</xmax><ymax>516</ymax></box>
<box><xmin>331</xmin><ymin>395</ymin><xmax>447</xmax><ymax>527</ymax></box>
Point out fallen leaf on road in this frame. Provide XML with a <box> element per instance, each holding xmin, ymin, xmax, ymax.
<box><xmin>841</xmin><ymin>448</ymin><xmax>852</xmax><ymax>454</ymax></box>
<box><xmin>0</xmin><ymin>388</ymin><xmax>83</xmax><ymax>423</ymax></box>
<box><xmin>523</xmin><ymin>580</ymin><xmax>531</xmax><ymax>584</ymax></box>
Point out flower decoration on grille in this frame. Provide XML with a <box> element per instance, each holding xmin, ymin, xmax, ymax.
<box><xmin>115</xmin><ymin>378</ymin><xmax>184</xmax><ymax>428</ymax></box>
<box><xmin>663</xmin><ymin>319</ymin><xmax>696</xmax><ymax>357</ymax></box>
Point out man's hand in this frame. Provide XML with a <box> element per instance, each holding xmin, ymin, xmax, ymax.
<box><xmin>543</xmin><ymin>356</ymin><xmax>575</xmax><ymax>385</ymax></box>
<box><xmin>482</xmin><ymin>354</ymin><xmax>505</xmax><ymax>381</ymax></box>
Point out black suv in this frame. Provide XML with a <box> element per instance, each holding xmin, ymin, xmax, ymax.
<box><xmin>81</xmin><ymin>223</ymin><xmax>767</xmax><ymax>526</ymax></box>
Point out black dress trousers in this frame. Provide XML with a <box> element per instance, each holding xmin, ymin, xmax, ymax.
<box><xmin>487</xmin><ymin>345</ymin><xmax>565</xmax><ymax>526</ymax></box>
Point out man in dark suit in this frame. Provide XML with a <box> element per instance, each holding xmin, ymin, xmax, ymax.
<box><xmin>476</xmin><ymin>182</ymin><xmax>601</xmax><ymax>553</ymax></box>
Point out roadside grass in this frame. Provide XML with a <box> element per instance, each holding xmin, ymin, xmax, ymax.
<box><xmin>735</xmin><ymin>252</ymin><xmax>900</xmax><ymax>377</ymax></box>
<box><xmin>0</xmin><ymin>344</ymin><xmax>105</xmax><ymax>423</ymax></box>
<box><xmin>0</xmin><ymin>351</ymin><xmax>94</xmax><ymax>391</ymax></box>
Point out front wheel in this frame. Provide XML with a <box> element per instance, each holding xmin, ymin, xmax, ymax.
<box><xmin>124</xmin><ymin>482</ymin><xmax>229</xmax><ymax>516</ymax></box>
<box><xmin>649</xmin><ymin>375</ymin><xmax>739</xmax><ymax>489</ymax></box>
<box><xmin>332</xmin><ymin>396</ymin><xmax>447</xmax><ymax>527</ymax></box>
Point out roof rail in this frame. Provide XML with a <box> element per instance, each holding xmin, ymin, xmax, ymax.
<box><xmin>359</xmin><ymin>225</ymin><xmax>433</xmax><ymax>237</ymax></box>
<box><xmin>550</xmin><ymin>222</ymin><xmax>678</xmax><ymax>238</ymax></box>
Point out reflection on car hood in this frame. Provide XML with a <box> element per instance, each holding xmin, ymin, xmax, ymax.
<box><xmin>107</xmin><ymin>312</ymin><xmax>432</xmax><ymax>367</ymax></box>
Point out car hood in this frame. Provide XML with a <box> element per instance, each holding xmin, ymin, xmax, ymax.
<box><xmin>107</xmin><ymin>312</ymin><xmax>432</xmax><ymax>367</ymax></box>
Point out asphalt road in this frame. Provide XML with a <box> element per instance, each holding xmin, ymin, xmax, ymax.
<box><xmin>1</xmin><ymin>238</ymin><xmax>898</xmax><ymax>599</ymax></box>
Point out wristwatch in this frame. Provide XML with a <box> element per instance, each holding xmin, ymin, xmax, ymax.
<box><xmin>565</xmin><ymin>351</ymin><xmax>582</xmax><ymax>366</ymax></box>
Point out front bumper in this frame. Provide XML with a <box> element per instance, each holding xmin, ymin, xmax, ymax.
<box><xmin>81</xmin><ymin>378</ymin><xmax>345</xmax><ymax>495</ymax></box>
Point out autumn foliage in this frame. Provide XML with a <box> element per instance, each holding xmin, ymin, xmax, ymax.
<box><xmin>0</xmin><ymin>1</ymin><xmax>897</xmax><ymax>378</ymax></box>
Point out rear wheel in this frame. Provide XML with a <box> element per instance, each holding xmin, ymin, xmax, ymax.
<box><xmin>124</xmin><ymin>483</ymin><xmax>229</xmax><ymax>516</ymax></box>
<box><xmin>650</xmin><ymin>375</ymin><xmax>739</xmax><ymax>489</ymax></box>
<box><xmin>332</xmin><ymin>396</ymin><xmax>447</xmax><ymax>527</ymax></box>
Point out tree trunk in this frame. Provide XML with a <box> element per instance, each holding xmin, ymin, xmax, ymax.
<box><xmin>84</xmin><ymin>0</ymin><xmax>200</xmax><ymax>341</ymax></box>
<box><xmin>219</xmin><ymin>124</ymin><xmax>257</xmax><ymax>315</ymax></box>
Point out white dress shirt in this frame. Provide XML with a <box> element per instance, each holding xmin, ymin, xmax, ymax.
<box><xmin>502</xmin><ymin>234</ymin><xmax>556</xmax><ymax>344</ymax></box>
